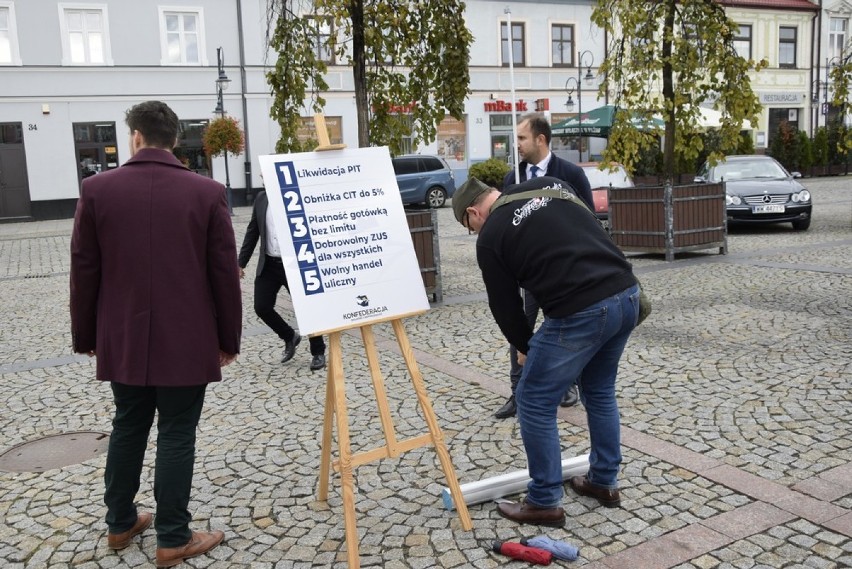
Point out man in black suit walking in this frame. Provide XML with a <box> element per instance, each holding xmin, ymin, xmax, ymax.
<box><xmin>238</xmin><ymin>190</ymin><xmax>326</xmax><ymax>370</ymax></box>
<box><xmin>494</xmin><ymin>113</ymin><xmax>593</xmax><ymax>419</ymax></box>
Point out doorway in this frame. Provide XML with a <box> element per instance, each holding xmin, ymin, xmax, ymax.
<box><xmin>73</xmin><ymin>122</ymin><xmax>118</xmax><ymax>185</ymax></box>
<box><xmin>0</xmin><ymin>123</ymin><xmax>31</xmax><ymax>220</ymax></box>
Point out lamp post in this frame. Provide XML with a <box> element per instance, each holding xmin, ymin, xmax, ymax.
<box><xmin>564</xmin><ymin>50</ymin><xmax>595</xmax><ymax>162</ymax></box>
<box><xmin>214</xmin><ymin>46</ymin><xmax>233</xmax><ymax>213</ymax></box>
<box><xmin>811</xmin><ymin>79</ymin><xmax>822</xmax><ymax>137</ymax></box>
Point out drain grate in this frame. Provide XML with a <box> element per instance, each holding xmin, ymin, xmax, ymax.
<box><xmin>0</xmin><ymin>431</ymin><xmax>110</xmax><ymax>472</ymax></box>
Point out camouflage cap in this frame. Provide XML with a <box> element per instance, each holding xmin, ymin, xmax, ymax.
<box><xmin>452</xmin><ymin>177</ymin><xmax>492</xmax><ymax>224</ymax></box>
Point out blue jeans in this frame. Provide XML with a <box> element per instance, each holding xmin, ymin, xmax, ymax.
<box><xmin>509</xmin><ymin>289</ymin><xmax>577</xmax><ymax>400</ymax></box>
<box><xmin>515</xmin><ymin>284</ymin><xmax>639</xmax><ymax>507</ymax></box>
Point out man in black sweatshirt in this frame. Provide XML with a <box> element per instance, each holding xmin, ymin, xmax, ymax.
<box><xmin>453</xmin><ymin>175</ymin><xmax>639</xmax><ymax>527</ymax></box>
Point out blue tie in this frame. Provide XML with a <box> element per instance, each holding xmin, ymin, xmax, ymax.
<box><xmin>530</xmin><ymin>165</ymin><xmax>540</xmax><ymax>178</ymax></box>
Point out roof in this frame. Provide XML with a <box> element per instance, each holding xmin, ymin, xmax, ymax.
<box><xmin>718</xmin><ymin>0</ymin><xmax>820</xmax><ymax>11</ymax></box>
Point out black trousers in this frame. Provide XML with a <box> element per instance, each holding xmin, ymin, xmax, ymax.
<box><xmin>104</xmin><ymin>382</ymin><xmax>206</xmax><ymax>547</ymax></box>
<box><xmin>254</xmin><ymin>255</ymin><xmax>325</xmax><ymax>356</ymax></box>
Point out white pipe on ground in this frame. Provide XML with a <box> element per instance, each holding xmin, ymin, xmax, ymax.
<box><xmin>441</xmin><ymin>454</ymin><xmax>590</xmax><ymax>510</ymax></box>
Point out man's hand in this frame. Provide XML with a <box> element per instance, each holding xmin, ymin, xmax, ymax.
<box><xmin>517</xmin><ymin>352</ymin><xmax>527</xmax><ymax>366</ymax></box>
<box><xmin>239</xmin><ymin>268</ymin><xmax>245</xmax><ymax>279</ymax></box>
<box><xmin>219</xmin><ymin>351</ymin><xmax>238</xmax><ymax>367</ymax></box>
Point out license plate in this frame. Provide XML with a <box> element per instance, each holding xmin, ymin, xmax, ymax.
<box><xmin>753</xmin><ymin>204</ymin><xmax>784</xmax><ymax>214</ymax></box>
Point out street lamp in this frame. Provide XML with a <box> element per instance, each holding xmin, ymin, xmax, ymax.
<box><xmin>214</xmin><ymin>46</ymin><xmax>233</xmax><ymax>213</ymax></box>
<box><xmin>564</xmin><ymin>50</ymin><xmax>595</xmax><ymax>162</ymax></box>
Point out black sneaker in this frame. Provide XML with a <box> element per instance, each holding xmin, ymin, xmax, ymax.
<box><xmin>281</xmin><ymin>335</ymin><xmax>301</xmax><ymax>363</ymax></box>
<box><xmin>309</xmin><ymin>354</ymin><xmax>326</xmax><ymax>371</ymax></box>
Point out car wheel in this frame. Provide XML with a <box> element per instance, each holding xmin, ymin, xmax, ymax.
<box><xmin>425</xmin><ymin>186</ymin><xmax>447</xmax><ymax>208</ymax></box>
<box><xmin>791</xmin><ymin>217</ymin><xmax>811</xmax><ymax>231</ymax></box>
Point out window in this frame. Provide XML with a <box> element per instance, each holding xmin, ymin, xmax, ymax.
<box><xmin>733</xmin><ymin>24</ymin><xmax>752</xmax><ymax>60</ymax></box>
<box><xmin>551</xmin><ymin>24</ymin><xmax>574</xmax><ymax>67</ymax></box>
<box><xmin>501</xmin><ymin>22</ymin><xmax>525</xmax><ymax>67</ymax></box>
<box><xmin>59</xmin><ymin>4</ymin><xmax>112</xmax><ymax>65</ymax></box>
<box><xmin>778</xmin><ymin>26</ymin><xmax>796</xmax><ymax>69</ymax></box>
<box><xmin>829</xmin><ymin>17</ymin><xmax>847</xmax><ymax>60</ymax></box>
<box><xmin>392</xmin><ymin>158</ymin><xmax>419</xmax><ymax>176</ymax></box>
<box><xmin>0</xmin><ymin>2</ymin><xmax>21</xmax><ymax>65</ymax></box>
<box><xmin>159</xmin><ymin>8</ymin><xmax>205</xmax><ymax>65</ymax></box>
<box><xmin>174</xmin><ymin>120</ymin><xmax>211</xmax><ymax>176</ymax></box>
<box><xmin>305</xmin><ymin>15</ymin><xmax>333</xmax><ymax>64</ymax></box>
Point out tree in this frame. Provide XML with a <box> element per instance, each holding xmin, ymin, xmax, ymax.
<box><xmin>812</xmin><ymin>126</ymin><xmax>829</xmax><ymax>168</ymax></box>
<box><xmin>592</xmin><ymin>0</ymin><xmax>766</xmax><ymax>182</ymax></box>
<box><xmin>829</xmin><ymin>57</ymin><xmax>852</xmax><ymax>154</ymax></box>
<box><xmin>795</xmin><ymin>130</ymin><xmax>813</xmax><ymax>173</ymax></box>
<box><xmin>768</xmin><ymin>120</ymin><xmax>796</xmax><ymax>170</ymax></box>
<box><xmin>266</xmin><ymin>1</ymin><xmax>472</xmax><ymax>154</ymax></box>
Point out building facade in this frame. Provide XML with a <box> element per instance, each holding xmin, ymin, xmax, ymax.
<box><xmin>0</xmin><ymin>0</ymin><xmax>836</xmax><ymax>221</ymax></box>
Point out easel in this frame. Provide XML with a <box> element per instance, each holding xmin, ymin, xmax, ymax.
<box><xmin>310</xmin><ymin>115</ymin><xmax>472</xmax><ymax>568</ymax></box>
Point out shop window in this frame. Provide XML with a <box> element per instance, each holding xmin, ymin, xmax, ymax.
<box><xmin>437</xmin><ymin>115</ymin><xmax>467</xmax><ymax>163</ymax></box>
<box><xmin>297</xmin><ymin>116</ymin><xmax>343</xmax><ymax>148</ymax></box>
<box><xmin>501</xmin><ymin>21</ymin><xmax>525</xmax><ymax>67</ymax></box>
<box><xmin>551</xmin><ymin>24</ymin><xmax>574</xmax><ymax>67</ymax></box>
<box><xmin>175</xmin><ymin>120</ymin><xmax>210</xmax><ymax>177</ymax></box>
<box><xmin>159</xmin><ymin>8</ymin><xmax>205</xmax><ymax>65</ymax></box>
<box><xmin>59</xmin><ymin>3</ymin><xmax>112</xmax><ymax>65</ymax></box>
<box><xmin>73</xmin><ymin>122</ymin><xmax>117</xmax><ymax>184</ymax></box>
<box><xmin>767</xmin><ymin>108</ymin><xmax>799</xmax><ymax>147</ymax></box>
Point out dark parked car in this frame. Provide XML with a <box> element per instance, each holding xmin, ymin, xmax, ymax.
<box><xmin>579</xmin><ymin>162</ymin><xmax>635</xmax><ymax>229</ymax></box>
<box><xmin>391</xmin><ymin>155</ymin><xmax>456</xmax><ymax>208</ymax></box>
<box><xmin>695</xmin><ymin>155</ymin><xmax>812</xmax><ymax>231</ymax></box>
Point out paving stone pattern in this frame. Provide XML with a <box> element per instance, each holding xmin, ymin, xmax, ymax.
<box><xmin>0</xmin><ymin>178</ymin><xmax>850</xmax><ymax>568</ymax></box>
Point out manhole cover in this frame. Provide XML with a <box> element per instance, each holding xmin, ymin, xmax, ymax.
<box><xmin>0</xmin><ymin>431</ymin><xmax>110</xmax><ymax>472</ymax></box>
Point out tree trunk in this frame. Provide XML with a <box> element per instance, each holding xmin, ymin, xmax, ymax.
<box><xmin>349</xmin><ymin>0</ymin><xmax>369</xmax><ymax>147</ymax></box>
<box><xmin>661</xmin><ymin>0</ymin><xmax>676</xmax><ymax>184</ymax></box>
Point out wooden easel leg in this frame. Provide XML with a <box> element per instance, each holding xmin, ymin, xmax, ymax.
<box><xmin>317</xmin><ymin>333</ymin><xmax>339</xmax><ymax>501</ymax></box>
<box><xmin>390</xmin><ymin>319</ymin><xmax>473</xmax><ymax>531</ymax></box>
<box><xmin>360</xmin><ymin>325</ymin><xmax>400</xmax><ymax>456</ymax></box>
<box><xmin>316</xmin><ymin>332</ymin><xmax>360</xmax><ymax>567</ymax></box>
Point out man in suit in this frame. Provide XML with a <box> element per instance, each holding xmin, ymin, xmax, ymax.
<box><xmin>238</xmin><ymin>190</ymin><xmax>326</xmax><ymax>371</ymax></box>
<box><xmin>494</xmin><ymin>113</ymin><xmax>593</xmax><ymax>419</ymax></box>
<box><xmin>70</xmin><ymin>101</ymin><xmax>242</xmax><ymax>568</ymax></box>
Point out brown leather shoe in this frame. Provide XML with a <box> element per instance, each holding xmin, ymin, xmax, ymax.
<box><xmin>569</xmin><ymin>475</ymin><xmax>621</xmax><ymax>508</ymax></box>
<box><xmin>107</xmin><ymin>512</ymin><xmax>153</xmax><ymax>549</ymax></box>
<box><xmin>156</xmin><ymin>530</ymin><xmax>225</xmax><ymax>568</ymax></box>
<box><xmin>496</xmin><ymin>498</ymin><xmax>565</xmax><ymax>527</ymax></box>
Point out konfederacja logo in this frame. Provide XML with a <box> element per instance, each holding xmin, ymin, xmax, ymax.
<box><xmin>343</xmin><ymin>295</ymin><xmax>389</xmax><ymax>321</ymax></box>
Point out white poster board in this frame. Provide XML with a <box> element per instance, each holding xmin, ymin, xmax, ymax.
<box><xmin>257</xmin><ymin>147</ymin><xmax>430</xmax><ymax>336</ymax></box>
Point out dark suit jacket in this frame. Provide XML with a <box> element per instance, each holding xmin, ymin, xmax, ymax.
<box><xmin>503</xmin><ymin>154</ymin><xmax>594</xmax><ymax>210</ymax></box>
<box><xmin>238</xmin><ymin>190</ymin><xmax>274</xmax><ymax>278</ymax></box>
<box><xmin>70</xmin><ymin>148</ymin><xmax>242</xmax><ymax>387</ymax></box>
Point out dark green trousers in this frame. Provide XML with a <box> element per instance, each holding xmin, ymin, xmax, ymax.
<box><xmin>104</xmin><ymin>382</ymin><xmax>207</xmax><ymax>547</ymax></box>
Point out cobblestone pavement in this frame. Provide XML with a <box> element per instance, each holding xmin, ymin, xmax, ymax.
<box><xmin>0</xmin><ymin>177</ymin><xmax>850</xmax><ymax>568</ymax></box>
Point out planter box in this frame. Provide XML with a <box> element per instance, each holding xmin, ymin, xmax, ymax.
<box><xmin>608</xmin><ymin>182</ymin><xmax>727</xmax><ymax>262</ymax></box>
<box><xmin>406</xmin><ymin>209</ymin><xmax>442</xmax><ymax>302</ymax></box>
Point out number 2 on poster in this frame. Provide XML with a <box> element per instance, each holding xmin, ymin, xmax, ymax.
<box><xmin>276</xmin><ymin>161</ymin><xmax>324</xmax><ymax>296</ymax></box>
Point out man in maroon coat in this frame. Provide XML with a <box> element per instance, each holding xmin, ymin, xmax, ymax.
<box><xmin>70</xmin><ymin>101</ymin><xmax>242</xmax><ymax>568</ymax></box>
